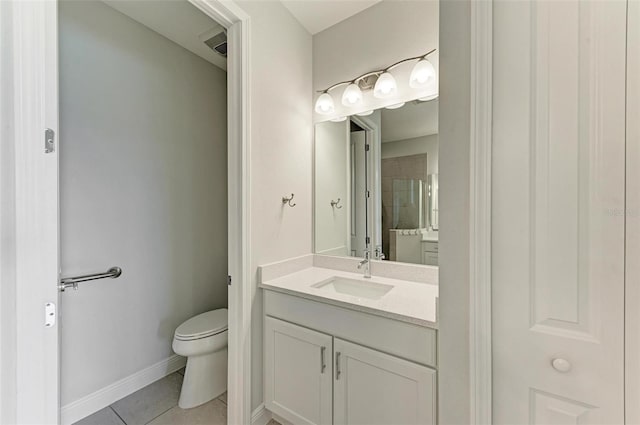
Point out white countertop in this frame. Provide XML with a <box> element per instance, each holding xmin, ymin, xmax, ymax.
<box><xmin>259</xmin><ymin>266</ymin><xmax>438</xmax><ymax>328</ymax></box>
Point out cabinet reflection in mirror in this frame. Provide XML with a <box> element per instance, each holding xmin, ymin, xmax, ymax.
<box><xmin>314</xmin><ymin>99</ymin><xmax>438</xmax><ymax>266</ymax></box>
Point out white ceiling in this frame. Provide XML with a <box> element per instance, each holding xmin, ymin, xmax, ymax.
<box><xmin>381</xmin><ymin>99</ymin><xmax>439</xmax><ymax>143</ymax></box>
<box><xmin>103</xmin><ymin>0</ymin><xmax>227</xmax><ymax>71</ymax></box>
<box><xmin>280</xmin><ymin>0</ymin><xmax>382</xmax><ymax>35</ymax></box>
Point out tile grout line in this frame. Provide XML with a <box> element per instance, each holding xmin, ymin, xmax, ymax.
<box><xmin>142</xmin><ymin>403</ymin><xmax>178</xmax><ymax>425</ymax></box>
<box><xmin>109</xmin><ymin>406</ymin><xmax>127</xmax><ymax>425</ymax></box>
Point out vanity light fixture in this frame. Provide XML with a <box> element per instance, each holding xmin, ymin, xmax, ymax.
<box><xmin>331</xmin><ymin>116</ymin><xmax>348</xmax><ymax>122</ymax></box>
<box><xmin>313</xmin><ymin>48</ymin><xmax>437</xmax><ymax>115</ymax></box>
<box><xmin>385</xmin><ymin>102</ymin><xmax>406</xmax><ymax>110</ymax></box>
<box><xmin>418</xmin><ymin>93</ymin><xmax>439</xmax><ymax>102</ymax></box>
<box><xmin>409</xmin><ymin>57</ymin><xmax>436</xmax><ymax>88</ymax></box>
<box><xmin>373</xmin><ymin>71</ymin><xmax>398</xmax><ymax>99</ymax></box>
<box><xmin>341</xmin><ymin>83</ymin><xmax>363</xmax><ymax>106</ymax></box>
<box><xmin>356</xmin><ymin>110</ymin><xmax>374</xmax><ymax>116</ymax></box>
<box><xmin>315</xmin><ymin>92</ymin><xmax>335</xmax><ymax>114</ymax></box>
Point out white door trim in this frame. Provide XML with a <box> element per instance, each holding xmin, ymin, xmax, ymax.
<box><xmin>188</xmin><ymin>1</ymin><xmax>252</xmax><ymax>424</ymax></box>
<box><xmin>469</xmin><ymin>0</ymin><xmax>492</xmax><ymax>424</ymax></box>
<box><xmin>350</xmin><ymin>114</ymin><xmax>381</xmax><ymax>254</ymax></box>
<box><xmin>626</xmin><ymin>1</ymin><xmax>640</xmax><ymax>423</ymax></box>
<box><xmin>2</xmin><ymin>1</ymin><xmax>60</xmax><ymax>423</ymax></box>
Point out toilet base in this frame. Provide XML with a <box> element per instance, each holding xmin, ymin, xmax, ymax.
<box><xmin>179</xmin><ymin>347</ymin><xmax>227</xmax><ymax>409</ymax></box>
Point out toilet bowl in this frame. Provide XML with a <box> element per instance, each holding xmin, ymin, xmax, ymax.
<box><xmin>172</xmin><ymin>308</ymin><xmax>228</xmax><ymax>409</ymax></box>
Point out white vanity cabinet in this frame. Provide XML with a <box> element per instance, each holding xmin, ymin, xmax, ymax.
<box><xmin>333</xmin><ymin>339</ymin><xmax>437</xmax><ymax>425</ymax></box>
<box><xmin>263</xmin><ymin>290</ymin><xmax>438</xmax><ymax>425</ymax></box>
<box><xmin>264</xmin><ymin>317</ymin><xmax>333</xmax><ymax>425</ymax></box>
<box><xmin>422</xmin><ymin>241</ymin><xmax>438</xmax><ymax>266</ymax></box>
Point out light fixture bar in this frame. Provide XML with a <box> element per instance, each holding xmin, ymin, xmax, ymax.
<box><xmin>384</xmin><ymin>48</ymin><xmax>437</xmax><ymax>72</ymax></box>
<box><xmin>316</xmin><ymin>48</ymin><xmax>437</xmax><ymax>94</ymax></box>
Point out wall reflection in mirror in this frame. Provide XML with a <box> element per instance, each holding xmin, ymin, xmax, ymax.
<box><xmin>314</xmin><ymin>99</ymin><xmax>438</xmax><ymax>266</ymax></box>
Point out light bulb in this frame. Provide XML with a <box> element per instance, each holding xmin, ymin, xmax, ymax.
<box><xmin>356</xmin><ymin>110</ymin><xmax>374</xmax><ymax>116</ymax></box>
<box><xmin>385</xmin><ymin>103</ymin><xmax>405</xmax><ymax>110</ymax></box>
<box><xmin>373</xmin><ymin>72</ymin><xmax>397</xmax><ymax>99</ymax></box>
<box><xmin>410</xmin><ymin>58</ymin><xmax>436</xmax><ymax>88</ymax></box>
<box><xmin>314</xmin><ymin>92</ymin><xmax>335</xmax><ymax>115</ymax></box>
<box><xmin>341</xmin><ymin>83</ymin><xmax>363</xmax><ymax>107</ymax></box>
<box><xmin>331</xmin><ymin>116</ymin><xmax>347</xmax><ymax>122</ymax></box>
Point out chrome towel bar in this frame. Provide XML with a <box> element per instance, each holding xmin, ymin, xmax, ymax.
<box><xmin>58</xmin><ymin>266</ymin><xmax>122</xmax><ymax>292</ymax></box>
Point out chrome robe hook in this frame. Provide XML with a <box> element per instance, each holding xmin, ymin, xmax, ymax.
<box><xmin>282</xmin><ymin>193</ymin><xmax>296</xmax><ymax>207</ymax></box>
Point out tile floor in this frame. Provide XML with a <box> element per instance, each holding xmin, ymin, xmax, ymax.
<box><xmin>74</xmin><ymin>368</ymin><xmax>280</xmax><ymax>425</ymax></box>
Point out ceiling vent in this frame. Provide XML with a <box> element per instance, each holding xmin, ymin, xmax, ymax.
<box><xmin>203</xmin><ymin>30</ymin><xmax>227</xmax><ymax>58</ymax></box>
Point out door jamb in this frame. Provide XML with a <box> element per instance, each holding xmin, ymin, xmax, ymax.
<box><xmin>188</xmin><ymin>1</ymin><xmax>252</xmax><ymax>424</ymax></box>
<box><xmin>350</xmin><ymin>114</ymin><xmax>381</xmax><ymax>255</ymax></box>
<box><xmin>469</xmin><ymin>0</ymin><xmax>493</xmax><ymax>424</ymax></box>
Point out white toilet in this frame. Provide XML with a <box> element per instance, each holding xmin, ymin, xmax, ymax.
<box><xmin>172</xmin><ymin>308</ymin><xmax>228</xmax><ymax>409</ymax></box>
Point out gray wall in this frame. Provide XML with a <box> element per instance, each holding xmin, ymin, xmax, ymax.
<box><xmin>59</xmin><ymin>1</ymin><xmax>228</xmax><ymax>405</ymax></box>
<box><xmin>381</xmin><ymin>134</ymin><xmax>439</xmax><ymax>174</ymax></box>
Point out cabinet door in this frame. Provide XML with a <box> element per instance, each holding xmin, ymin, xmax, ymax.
<box><xmin>265</xmin><ymin>317</ymin><xmax>333</xmax><ymax>425</ymax></box>
<box><xmin>422</xmin><ymin>251</ymin><xmax>438</xmax><ymax>266</ymax></box>
<box><xmin>333</xmin><ymin>339</ymin><xmax>436</xmax><ymax>425</ymax></box>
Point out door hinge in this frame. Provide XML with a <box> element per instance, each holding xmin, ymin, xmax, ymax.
<box><xmin>366</xmin><ymin>236</ymin><xmax>371</xmax><ymax>244</ymax></box>
<box><xmin>45</xmin><ymin>128</ymin><xmax>55</xmax><ymax>153</ymax></box>
<box><xmin>45</xmin><ymin>303</ymin><xmax>56</xmax><ymax>327</ymax></box>
<box><xmin>365</xmin><ymin>144</ymin><xmax>370</xmax><ymax>152</ymax></box>
<box><xmin>366</xmin><ymin>190</ymin><xmax>371</xmax><ymax>198</ymax></box>
<box><xmin>227</xmin><ymin>275</ymin><xmax>232</xmax><ymax>286</ymax></box>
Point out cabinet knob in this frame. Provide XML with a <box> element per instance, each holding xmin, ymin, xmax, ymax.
<box><xmin>551</xmin><ymin>358</ymin><xmax>571</xmax><ymax>373</ymax></box>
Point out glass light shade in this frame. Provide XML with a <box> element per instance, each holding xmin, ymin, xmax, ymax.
<box><xmin>356</xmin><ymin>110</ymin><xmax>374</xmax><ymax>116</ymax></box>
<box><xmin>315</xmin><ymin>92</ymin><xmax>335</xmax><ymax>115</ymax></box>
<box><xmin>410</xmin><ymin>58</ymin><xmax>436</xmax><ymax>88</ymax></box>
<box><xmin>373</xmin><ymin>72</ymin><xmax>398</xmax><ymax>98</ymax></box>
<box><xmin>341</xmin><ymin>83</ymin><xmax>363</xmax><ymax>106</ymax></box>
<box><xmin>331</xmin><ymin>116</ymin><xmax>347</xmax><ymax>122</ymax></box>
<box><xmin>385</xmin><ymin>102</ymin><xmax>405</xmax><ymax>110</ymax></box>
<box><xmin>418</xmin><ymin>93</ymin><xmax>439</xmax><ymax>102</ymax></box>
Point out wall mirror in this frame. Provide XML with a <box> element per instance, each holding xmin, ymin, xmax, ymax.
<box><xmin>314</xmin><ymin>99</ymin><xmax>438</xmax><ymax>266</ymax></box>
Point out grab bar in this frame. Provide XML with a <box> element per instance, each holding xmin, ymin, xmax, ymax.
<box><xmin>58</xmin><ymin>266</ymin><xmax>122</xmax><ymax>292</ymax></box>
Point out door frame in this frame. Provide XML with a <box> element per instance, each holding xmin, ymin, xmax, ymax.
<box><xmin>349</xmin><ymin>114</ymin><xmax>381</xmax><ymax>256</ymax></box>
<box><xmin>2</xmin><ymin>0</ymin><xmax>253</xmax><ymax>424</ymax></box>
<box><xmin>469</xmin><ymin>0</ymin><xmax>493</xmax><ymax>424</ymax></box>
<box><xmin>1</xmin><ymin>1</ymin><xmax>60</xmax><ymax>423</ymax></box>
<box><xmin>626</xmin><ymin>1</ymin><xmax>639</xmax><ymax>423</ymax></box>
<box><xmin>188</xmin><ymin>1</ymin><xmax>252</xmax><ymax>424</ymax></box>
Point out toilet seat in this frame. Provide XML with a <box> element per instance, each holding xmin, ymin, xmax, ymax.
<box><xmin>175</xmin><ymin>308</ymin><xmax>228</xmax><ymax>341</ymax></box>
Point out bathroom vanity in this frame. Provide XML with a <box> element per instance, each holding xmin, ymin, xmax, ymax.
<box><xmin>259</xmin><ymin>255</ymin><xmax>438</xmax><ymax>425</ymax></box>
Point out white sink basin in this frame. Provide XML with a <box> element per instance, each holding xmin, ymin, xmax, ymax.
<box><xmin>311</xmin><ymin>277</ymin><xmax>393</xmax><ymax>300</ymax></box>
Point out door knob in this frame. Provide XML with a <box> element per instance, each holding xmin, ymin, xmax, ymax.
<box><xmin>551</xmin><ymin>358</ymin><xmax>571</xmax><ymax>373</ymax></box>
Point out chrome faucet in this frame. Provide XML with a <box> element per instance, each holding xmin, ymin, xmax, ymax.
<box><xmin>357</xmin><ymin>249</ymin><xmax>372</xmax><ymax>278</ymax></box>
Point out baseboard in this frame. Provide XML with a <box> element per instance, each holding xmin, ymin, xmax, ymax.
<box><xmin>60</xmin><ymin>354</ymin><xmax>186</xmax><ymax>425</ymax></box>
<box><xmin>251</xmin><ymin>403</ymin><xmax>273</xmax><ymax>425</ymax></box>
<box><xmin>271</xmin><ymin>412</ymin><xmax>293</xmax><ymax>425</ymax></box>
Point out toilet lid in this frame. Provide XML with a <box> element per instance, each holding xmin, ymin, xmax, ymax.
<box><xmin>175</xmin><ymin>308</ymin><xmax>228</xmax><ymax>340</ymax></box>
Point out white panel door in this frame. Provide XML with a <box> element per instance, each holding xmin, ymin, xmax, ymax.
<box><xmin>264</xmin><ymin>317</ymin><xmax>333</xmax><ymax>425</ymax></box>
<box><xmin>333</xmin><ymin>339</ymin><xmax>436</xmax><ymax>425</ymax></box>
<box><xmin>492</xmin><ymin>0</ymin><xmax>627</xmax><ymax>423</ymax></box>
